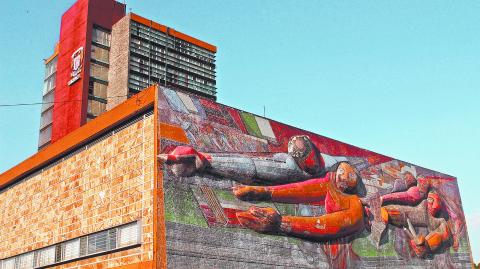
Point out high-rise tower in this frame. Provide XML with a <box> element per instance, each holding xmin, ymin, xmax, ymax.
<box><xmin>37</xmin><ymin>0</ymin><xmax>217</xmax><ymax>150</ymax></box>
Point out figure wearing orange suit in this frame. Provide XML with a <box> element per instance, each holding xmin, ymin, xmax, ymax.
<box><xmin>233</xmin><ymin>162</ymin><xmax>365</xmax><ymax>240</ymax></box>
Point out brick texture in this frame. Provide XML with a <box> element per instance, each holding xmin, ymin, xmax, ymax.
<box><xmin>0</xmin><ymin>115</ymin><xmax>155</xmax><ymax>268</ymax></box>
<box><xmin>106</xmin><ymin>15</ymin><xmax>131</xmax><ymax>111</ymax></box>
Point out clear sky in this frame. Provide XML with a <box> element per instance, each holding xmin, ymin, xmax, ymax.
<box><xmin>0</xmin><ymin>0</ymin><xmax>478</xmax><ymax>263</ymax></box>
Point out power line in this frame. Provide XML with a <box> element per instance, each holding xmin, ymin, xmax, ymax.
<box><xmin>0</xmin><ymin>102</ymin><xmax>47</xmax><ymax>107</ymax></box>
<box><xmin>0</xmin><ymin>94</ymin><xmax>130</xmax><ymax>108</ymax></box>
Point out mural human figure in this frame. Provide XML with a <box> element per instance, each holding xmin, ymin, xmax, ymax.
<box><xmin>159</xmin><ymin>135</ymin><xmax>366</xmax><ymax>241</ymax></box>
<box><xmin>381</xmin><ymin>167</ymin><xmax>432</xmax><ymax>206</ymax></box>
<box><xmin>380</xmin><ymin>191</ymin><xmax>452</xmax><ymax>257</ymax></box>
<box><xmin>390</xmin><ymin>166</ymin><xmax>418</xmax><ymax>194</ymax></box>
<box><xmin>232</xmin><ymin>161</ymin><xmax>365</xmax><ymax>240</ymax></box>
<box><xmin>379</xmin><ymin>169</ymin><xmax>454</xmax><ymax>257</ymax></box>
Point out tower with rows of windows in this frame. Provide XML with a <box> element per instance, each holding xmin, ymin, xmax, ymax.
<box><xmin>38</xmin><ymin>48</ymin><xmax>58</xmax><ymax>148</ymax></box>
<box><xmin>37</xmin><ymin>0</ymin><xmax>216</xmax><ymax>150</ymax></box>
<box><xmin>107</xmin><ymin>14</ymin><xmax>216</xmax><ymax>110</ymax></box>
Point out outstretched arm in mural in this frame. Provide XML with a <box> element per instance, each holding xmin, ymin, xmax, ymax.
<box><xmin>233</xmin><ymin>162</ymin><xmax>357</xmax><ymax>204</ymax></box>
<box><xmin>234</xmin><ymin>162</ymin><xmax>365</xmax><ymax>240</ymax></box>
<box><xmin>236</xmin><ymin>197</ymin><xmax>364</xmax><ymax>240</ymax></box>
<box><xmin>233</xmin><ymin>176</ymin><xmax>331</xmax><ymax>204</ymax></box>
<box><xmin>159</xmin><ymin>136</ymin><xmax>334</xmax><ymax>185</ymax></box>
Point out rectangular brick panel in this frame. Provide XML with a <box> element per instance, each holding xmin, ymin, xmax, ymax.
<box><xmin>107</xmin><ymin>15</ymin><xmax>131</xmax><ymax>111</ymax></box>
<box><xmin>0</xmin><ymin>115</ymin><xmax>155</xmax><ymax>268</ymax></box>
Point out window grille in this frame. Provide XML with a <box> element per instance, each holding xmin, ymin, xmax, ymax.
<box><xmin>63</xmin><ymin>239</ymin><xmax>80</xmax><ymax>261</ymax></box>
<box><xmin>118</xmin><ymin>222</ymin><xmax>140</xmax><ymax>248</ymax></box>
<box><xmin>0</xmin><ymin>222</ymin><xmax>141</xmax><ymax>268</ymax></box>
<box><xmin>16</xmin><ymin>253</ymin><xmax>34</xmax><ymax>269</ymax></box>
<box><xmin>35</xmin><ymin>246</ymin><xmax>55</xmax><ymax>267</ymax></box>
<box><xmin>87</xmin><ymin>230</ymin><xmax>108</xmax><ymax>254</ymax></box>
<box><xmin>79</xmin><ymin>237</ymin><xmax>88</xmax><ymax>257</ymax></box>
<box><xmin>2</xmin><ymin>258</ymin><xmax>15</xmax><ymax>269</ymax></box>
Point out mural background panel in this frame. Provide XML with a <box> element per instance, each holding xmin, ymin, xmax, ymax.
<box><xmin>157</xmin><ymin>87</ymin><xmax>472</xmax><ymax>269</ymax></box>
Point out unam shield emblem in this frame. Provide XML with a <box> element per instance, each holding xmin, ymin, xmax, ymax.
<box><xmin>68</xmin><ymin>47</ymin><xmax>84</xmax><ymax>85</ymax></box>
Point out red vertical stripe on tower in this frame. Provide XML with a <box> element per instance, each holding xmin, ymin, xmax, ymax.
<box><xmin>51</xmin><ymin>0</ymin><xmax>125</xmax><ymax>143</ymax></box>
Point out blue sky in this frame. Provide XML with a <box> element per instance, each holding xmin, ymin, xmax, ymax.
<box><xmin>0</xmin><ymin>0</ymin><xmax>479</xmax><ymax>263</ymax></box>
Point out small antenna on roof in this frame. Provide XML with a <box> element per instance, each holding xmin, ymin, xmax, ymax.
<box><xmin>263</xmin><ymin>105</ymin><xmax>266</xmax><ymax>117</ymax></box>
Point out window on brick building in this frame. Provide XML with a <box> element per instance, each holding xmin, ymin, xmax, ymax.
<box><xmin>0</xmin><ymin>222</ymin><xmax>141</xmax><ymax>268</ymax></box>
<box><xmin>87</xmin><ymin>99</ymin><xmax>106</xmax><ymax>117</ymax></box>
<box><xmin>44</xmin><ymin>56</ymin><xmax>57</xmax><ymax>79</ymax></box>
<box><xmin>88</xmin><ymin>80</ymin><xmax>107</xmax><ymax>99</ymax></box>
<box><xmin>87</xmin><ymin>230</ymin><xmax>109</xmax><ymax>254</ymax></box>
<box><xmin>1</xmin><ymin>258</ymin><xmax>15</xmax><ymax>269</ymax></box>
<box><xmin>90</xmin><ymin>62</ymin><xmax>109</xmax><ymax>82</ymax></box>
<box><xmin>38</xmin><ymin>125</ymin><xmax>52</xmax><ymax>148</ymax></box>
<box><xmin>92</xmin><ymin>27</ymin><xmax>111</xmax><ymax>47</ymax></box>
<box><xmin>91</xmin><ymin>44</ymin><xmax>109</xmax><ymax>64</ymax></box>
<box><xmin>36</xmin><ymin>246</ymin><xmax>56</xmax><ymax>267</ymax></box>
<box><xmin>16</xmin><ymin>252</ymin><xmax>34</xmax><ymax>269</ymax></box>
<box><xmin>62</xmin><ymin>239</ymin><xmax>80</xmax><ymax>261</ymax></box>
<box><xmin>118</xmin><ymin>222</ymin><xmax>141</xmax><ymax>247</ymax></box>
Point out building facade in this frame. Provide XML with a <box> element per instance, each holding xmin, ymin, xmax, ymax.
<box><xmin>38</xmin><ymin>47</ymin><xmax>58</xmax><ymax>149</ymax></box>
<box><xmin>107</xmin><ymin>13</ymin><xmax>217</xmax><ymax>110</ymax></box>
<box><xmin>3</xmin><ymin>86</ymin><xmax>474</xmax><ymax>268</ymax></box>
<box><xmin>2</xmin><ymin>87</ymin><xmax>157</xmax><ymax>269</ymax></box>
<box><xmin>16</xmin><ymin>0</ymin><xmax>474</xmax><ymax>267</ymax></box>
<box><xmin>38</xmin><ymin>0</ymin><xmax>216</xmax><ymax>150</ymax></box>
<box><xmin>50</xmin><ymin>0</ymin><xmax>126</xmax><ymax>144</ymax></box>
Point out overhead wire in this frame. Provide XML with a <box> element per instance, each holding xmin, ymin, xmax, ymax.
<box><xmin>0</xmin><ymin>94</ymin><xmax>130</xmax><ymax>108</ymax></box>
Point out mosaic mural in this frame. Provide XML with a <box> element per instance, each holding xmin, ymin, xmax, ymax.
<box><xmin>157</xmin><ymin>87</ymin><xmax>472</xmax><ymax>268</ymax></box>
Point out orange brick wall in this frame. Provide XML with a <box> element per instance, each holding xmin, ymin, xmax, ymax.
<box><xmin>0</xmin><ymin>115</ymin><xmax>155</xmax><ymax>268</ymax></box>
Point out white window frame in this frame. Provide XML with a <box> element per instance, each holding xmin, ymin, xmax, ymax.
<box><xmin>0</xmin><ymin>221</ymin><xmax>141</xmax><ymax>269</ymax></box>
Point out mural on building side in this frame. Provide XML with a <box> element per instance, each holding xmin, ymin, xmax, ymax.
<box><xmin>157</xmin><ymin>87</ymin><xmax>471</xmax><ymax>268</ymax></box>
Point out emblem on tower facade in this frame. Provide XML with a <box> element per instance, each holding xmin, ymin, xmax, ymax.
<box><xmin>68</xmin><ymin>47</ymin><xmax>84</xmax><ymax>85</ymax></box>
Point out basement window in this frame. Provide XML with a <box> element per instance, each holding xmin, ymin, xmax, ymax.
<box><xmin>16</xmin><ymin>253</ymin><xmax>34</xmax><ymax>269</ymax></box>
<box><xmin>35</xmin><ymin>246</ymin><xmax>55</xmax><ymax>267</ymax></box>
<box><xmin>0</xmin><ymin>221</ymin><xmax>141</xmax><ymax>269</ymax></box>
<box><xmin>118</xmin><ymin>222</ymin><xmax>140</xmax><ymax>247</ymax></box>
<box><xmin>62</xmin><ymin>239</ymin><xmax>80</xmax><ymax>261</ymax></box>
<box><xmin>1</xmin><ymin>257</ymin><xmax>16</xmax><ymax>269</ymax></box>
